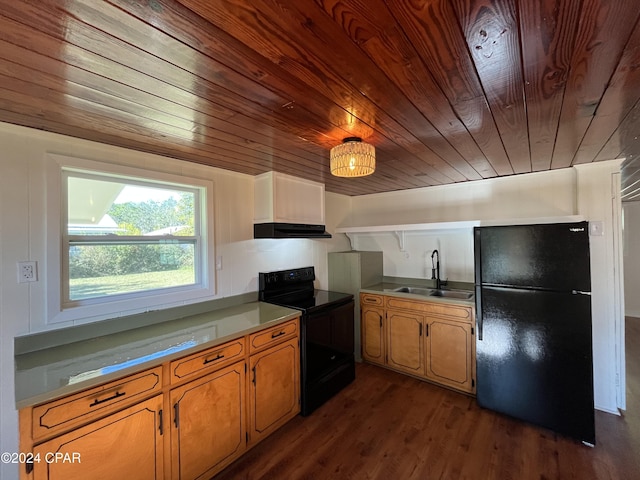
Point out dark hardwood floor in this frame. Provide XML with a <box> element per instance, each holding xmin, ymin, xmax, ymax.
<box><xmin>216</xmin><ymin>319</ymin><xmax>640</xmax><ymax>479</ymax></box>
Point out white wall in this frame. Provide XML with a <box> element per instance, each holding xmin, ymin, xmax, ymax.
<box><xmin>349</xmin><ymin>230</ymin><xmax>474</xmax><ymax>282</ymax></box>
<box><xmin>0</xmin><ymin>122</ymin><xmax>350</xmax><ymax>479</ymax></box>
<box><xmin>623</xmin><ymin>202</ymin><xmax>640</xmax><ymax>317</ymax></box>
<box><xmin>347</xmin><ymin>168</ymin><xmax>577</xmax><ymax>226</ymax></box>
<box><xmin>345</xmin><ymin>169</ymin><xmax>577</xmax><ymax>283</ymax></box>
<box><xmin>575</xmin><ymin>162</ymin><xmax>625</xmax><ymax>413</ymax></box>
<box><xmin>345</xmin><ymin>163</ymin><xmax>624</xmax><ymax>415</ymax></box>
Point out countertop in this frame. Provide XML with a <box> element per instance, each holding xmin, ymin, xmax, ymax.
<box><xmin>360</xmin><ymin>282</ymin><xmax>475</xmax><ymax>307</ymax></box>
<box><xmin>14</xmin><ymin>301</ymin><xmax>300</xmax><ymax>409</ymax></box>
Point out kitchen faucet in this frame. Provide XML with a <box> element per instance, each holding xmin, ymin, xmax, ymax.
<box><xmin>431</xmin><ymin>249</ymin><xmax>446</xmax><ymax>290</ymax></box>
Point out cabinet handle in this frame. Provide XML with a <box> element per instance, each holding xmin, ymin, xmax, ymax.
<box><xmin>159</xmin><ymin>409</ymin><xmax>164</xmax><ymax>435</ymax></box>
<box><xmin>419</xmin><ymin>324</ymin><xmax>423</xmax><ymax>336</ymax></box>
<box><xmin>174</xmin><ymin>403</ymin><xmax>180</xmax><ymax>429</ymax></box>
<box><xmin>271</xmin><ymin>330</ymin><xmax>285</xmax><ymax>339</ymax></box>
<box><xmin>203</xmin><ymin>353</ymin><xmax>225</xmax><ymax>365</ymax></box>
<box><xmin>252</xmin><ymin>366</ymin><xmax>256</xmax><ymax>385</ymax></box>
<box><xmin>379</xmin><ymin>314</ymin><xmax>382</xmax><ymax>328</ymax></box>
<box><xmin>89</xmin><ymin>391</ymin><xmax>125</xmax><ymax>407</ymax></box>
<box><xmin>425</xmin><ymin>324</ymin><xmax>429</xmax><ymax>337</ymax></box>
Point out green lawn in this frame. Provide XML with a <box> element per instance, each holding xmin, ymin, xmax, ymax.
<box><xmin>70</xmin><ymin>268</ymin><xmax>195</xmax><ymax>300</ymax></box>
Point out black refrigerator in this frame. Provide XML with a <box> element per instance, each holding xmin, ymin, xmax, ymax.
<box><xmin>474</xmin><ymin>222</ymin><xmax>595</xmax><ymax>445</ymax></box>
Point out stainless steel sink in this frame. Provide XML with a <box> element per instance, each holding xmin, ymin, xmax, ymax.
<box><xmin>429</xmin><ymin>289</ymin><xmax>474</xmax><ymax>300</ymax></box>
<box><xmin>392</xmin><ymin>286</ymin><xmax>433</xmax><ymax>296</ymax></box>
<box><xmin>391</xmin><ymin>286</ymin><xmax>474</xmax><ymax>300</ymax></box>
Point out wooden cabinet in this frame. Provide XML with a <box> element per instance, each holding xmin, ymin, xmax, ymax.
<box><xmin>425</xmin><ymin>317</ymin><xmax>475</xmax><ymax>393</ymax></box>
<box><xmin>254</xmin><ymin>171</ymin><xmax>325</xmax><ymax>224</ymax></box>
<box><xmin>170</xmin><ymin>362</ymin><xmax>246</xmax><ymax>480</ymax></box>
<box><xmin>361</xmin><ymin>293</ymin><xmax>383</xmax><ymax>307</ymax></box>
<box><xmin>169</xmin><ymin>339</ymin><xmax>244</xmax><ymax>383</ymax></box>
<box><xmin>20</xmin><ymin>316</ymin><xmax>300</xmax><ymax>480</ymax></box>
<box><xmin>360</xmin><ymin>294</ymin><xmax>384</xmax><ymax>365</ymax></box>
<box><xmin>33</xmin><ymin>395</ymin><xmax>164</xmax><ymax>480</ymax></box>
<box><xmin>386</xmin><ymin>309</ymin><xmax>425</xmax><ymax>376</ymax></box>
<box><xmin>248</xmin><ymin>337</ymin><xmax>300</xmax><ymax>446</ymax></box>
<box><xmin>360</xmin><ymin>293</ymin><xmax>475</xmax><ymax>394</ymax></box>
<box><xmin>248</xmin><ymin>319</ymin><xmax>298</xmax><ymax>353</ymax></box>
<box><xmin>31</xmin><ymin>367</ymin><xmax>162</xmax><ymax>442</ymax></box>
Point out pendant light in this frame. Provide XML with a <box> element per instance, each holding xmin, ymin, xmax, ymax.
<box><xmin>330</xmin><ymin>137</ymin><xmax>375</xmax><ymax>177</ymax></box>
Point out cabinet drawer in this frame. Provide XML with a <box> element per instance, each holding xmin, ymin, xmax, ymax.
<box><xmin>385</xmin><ymin>297</ymin><xmax>473</xmax><ymax>322</ymax></box>
<box><xmin>360</xmin><ymin>293</ymin><xmax>383</xmax><ymax>306</ymax></box>
<box><xmin>249</xmin><ymin>319</ymin><xmax>298</xmax><ymax>354</ymax></box>
<box><xmin>170</xmin><ymin>338</ymin><xmax>245</xmax><ymax>383</ymax></box>
<box><xmin>32</xmin><ymin>366</ymin><xmax>162</xmax><ymax>441</ymax></box>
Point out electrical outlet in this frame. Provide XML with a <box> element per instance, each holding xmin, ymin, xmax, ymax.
<box><xmin>17</xmin><ymin>261</ymin><xmax>37</xmax><ymax>283</ymax></box>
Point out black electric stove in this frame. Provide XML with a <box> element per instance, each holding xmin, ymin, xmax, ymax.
<box><xmin>259</xmin><ymin>266</ymin><xmax>355</xmax><ymax>416</ymax></box>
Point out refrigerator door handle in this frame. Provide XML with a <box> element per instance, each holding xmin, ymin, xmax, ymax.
<box><xmin>572</xmin><ymin>290</ymin><xmax>591</xmax><ymax>295</ymax></box>
<box><xmin>474</xmin><ymin>228</ymin><xmax>482</xmax><ymax>285</ymax></box>
<box><xmin>475</xmin><ymin>285</ymin><xmax>483</xmax><ymax>341</ymax></box>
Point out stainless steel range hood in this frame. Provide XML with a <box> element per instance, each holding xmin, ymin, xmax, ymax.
<box><xmin>253</xmin><ymin>223</ymin><xmax>332</xmax><ymax>239</ymax></box>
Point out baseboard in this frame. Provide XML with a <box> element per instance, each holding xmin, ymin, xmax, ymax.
<box><xmin>624</xmin><ymin>311</ymin><xmax>640</xmax><ymax>319</ymax></box>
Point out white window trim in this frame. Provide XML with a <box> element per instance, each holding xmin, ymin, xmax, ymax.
<box><xmin>46</xmin><ymin>154</ymin><xmax>216</xmax><ymax>325</ymax></box>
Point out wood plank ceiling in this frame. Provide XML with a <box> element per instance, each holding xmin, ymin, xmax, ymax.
<box><xmin>0</xmin><ymin>0</ymin><xmax>639</xmax><ymax>199</ymax></box>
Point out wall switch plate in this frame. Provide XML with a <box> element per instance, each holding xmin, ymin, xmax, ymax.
<box><xmin>215</xmin><ymin>256</ymin><xmax>223</xmax><ymax>271</ymax></box>
<box><xmin>589</xmin><ymin>221</ymin><xmax>604</xmax><ymax>236</ymax></box>
<box><xmin>17</xmin><ymin>261</ymin><xmax>37</xmax><ymax>283</ymax></box>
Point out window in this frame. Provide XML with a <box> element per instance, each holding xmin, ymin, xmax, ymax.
<box><xmin>47</xmin><ymin>155</ymin><xmax>214</xmax><ymax>323</ymax></box>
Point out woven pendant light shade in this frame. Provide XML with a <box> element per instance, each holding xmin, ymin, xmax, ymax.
<box><xmin>330</xmin><ymin>137</ymin><xmax>375</xmax><ymax>177</ymax></box>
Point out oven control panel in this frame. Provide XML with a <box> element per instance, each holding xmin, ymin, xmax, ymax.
<box><xmin>259</xmin><ymin>266</ymin><xmax>315</xmax><ymax>291</ymax></box>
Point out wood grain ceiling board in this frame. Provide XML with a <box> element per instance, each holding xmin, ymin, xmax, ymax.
<box><xmin>574</xmin><ymin>18</ymin><xmax>640</xmax><ymax>166</ymax></box>
<box><xmin>386</xmin><ymin>0</ymin><xmax>513</xmax><ymax>177</ymax></box>
<box><xmin>552</xmin><ymin>0</ymin><xmax>640</xmax><ymax>169</ymax></box>
<box><xmin>0</xmin><ymin>0</ymin><xmax>638</xmax><ymax>198</ymax></box>
<box><xmin>518</xmin><ymin>0</ymin><xmax>581</xmax><ymax>172</ymax></box>
<box><xmin>453</xmin><ymin>0</ymin><xmax>531</xmax><ymax>174</ymax></box>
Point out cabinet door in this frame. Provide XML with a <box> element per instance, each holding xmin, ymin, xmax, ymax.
<box><xmin>170</xmin><ymin>361</ymin><xmax>246</xmax><ymax>480</ymax></box>
<box><xmin>386</xmin><ymin>310</ymin><xmax>425</xmax><ymax>376</ymax></box>
<box><xmin>425</xmin><ymin>317</ymin><xmax>474</xmax><ymax>393</ymax></box>
<box><xmin>361</xmin><ymin>306</ymin><xmax>385</xmax><ymax>365</ymax></box>
<box><xmin>249</xmin><ymin>337</ymin><xmax>300</xmax><ymax>445</ymax></box>
<box><xmin>33</xmin><ymin>395</ymin><xmax>163</xmax><ymax>480</ymax></box>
